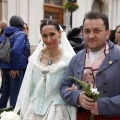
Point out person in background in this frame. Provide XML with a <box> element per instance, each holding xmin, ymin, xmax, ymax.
<box><xmin>0</xmin><ymin>15</ymin><xmax>27</xmax><ymax>109</ymax></box>
<box><xmin>67</xmin><ymin>27</ymin><xmax>85</xmax><ymax>53</ymax></box>
<box><xmin>79</xmin><ymin>25</ymin><xmax>84</xmax><ymax>41</ymax></box>
<box><xmin>60</xmin><ymin>24</ymin><xmax>66</xmax><ymax>32</ymax></box>
<box><xmin>23</xmin><ymin>23</ymin><xmax>31</xmax><ymax>74</ymax></box>
<box><xmin>115</xmin><ymin>25</ymin><xmax>120</xmax><ymax>46</ymax></box>
<box><xmin>0</xmin><ymin>20</ymin><xmax>8</xmax><ymax>36</ymax></box>
<box><xmin>0</xmin><ymin>20</ymin><xmax>8</xmax><ymax>93</ymax></box>
<box><xmin>108</xmin><ymin>30</ymin><xmax>115</xmax><ymax>44</ymax></box>
<box><xmin>14</xmin><ymin>19</ymin><xmax>76</xmax><ymax>120</ymax></box>
<box><xmin>60</xmin><ymin>11</ymin><xmax>120</xmax><ymax>120</ymax></box>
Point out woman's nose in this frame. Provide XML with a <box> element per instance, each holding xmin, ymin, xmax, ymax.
<box><xmin>47</xmin><ymin>36</ymin><xmax>51</xmax><ymax>42</ymax></box>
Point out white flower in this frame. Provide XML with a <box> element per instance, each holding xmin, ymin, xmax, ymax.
<box><xmin>0</xmin><ymin>111</ymin><xmax>20</xmax><ymax>120</ymax></box>
<box><xmin>91</xmin><ymin>88</ymin><xmax>99</xmax><ymax>94</ymax></box>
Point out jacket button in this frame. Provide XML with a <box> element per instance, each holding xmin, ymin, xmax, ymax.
<box><xmin>103</xmin><ymin>72</ymin><xmax>106</xmax><ymax>76</ymax></box>
<box><xmin>104</xmin><ymin>91</ymin><xmax>107</xmax><ymax>93</ymax></box>
<box><xmin>104</xmin><ymin>82</ymin><xmax>107</xmax><ymax>85</ymax></box>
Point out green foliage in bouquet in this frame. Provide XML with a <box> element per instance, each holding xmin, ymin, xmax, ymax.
<box><xmin>63</xmin><ymin>1</ymin><xmax>79</xmax><ymax>12</ymax></box>
<box><xmin>69</xmin><ymin>76</ymin><xmax>100</xmax><ymax>101</ymax></box>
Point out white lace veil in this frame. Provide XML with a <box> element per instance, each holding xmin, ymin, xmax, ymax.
<box><xmin>34</xmin><ymin>25</ymin><xmax>75</xmax><ymax>56</ymax></box>
<box><xmin>14</xmin><ymin>24</ymin><xmax>75</xmax><ymax>115</ymax></box>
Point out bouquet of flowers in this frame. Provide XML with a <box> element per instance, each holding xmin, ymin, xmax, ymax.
<box><xmin>0</xmin><ymin>107</ymin><xmax>20</xmax><ymax>120</ymax></box>
<box><xmin>0</xmin><ymin>111</ymin><xmax>20</xmax><ymax>120</ymax></box>
<box><xmin>69</xmin><ymin>76</ymin><xmax>100</xmax><ymax>120</ymax></box>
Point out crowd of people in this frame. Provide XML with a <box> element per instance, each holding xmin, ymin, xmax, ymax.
<box><xmin>0</xmin><ymin>11</ymin><xmax>120</xmax><ymax>120</ymax></box>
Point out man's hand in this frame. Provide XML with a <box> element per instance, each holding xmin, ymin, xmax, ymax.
<box><xmin>90</xmin><ymin>102</ymin><xmax>98</xmax><ymax>115</ymax></box>
<box><xmin>78</xmin><ymin>93</ymin><xmax>95</xmax><ymax>110</ymax></box>
<box><xmin>9</xmin><ymin>70</ymin><xmax>19</xmax><ymax>79</ymax></box>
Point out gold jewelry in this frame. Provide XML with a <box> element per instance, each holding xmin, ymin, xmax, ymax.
<box><xmin>47</xmin><ymin>49</ymin><xmax>58</xmax><ymax>65</ymax></box>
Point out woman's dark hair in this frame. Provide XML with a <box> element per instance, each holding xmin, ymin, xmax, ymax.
<box><xmin>115</xmin><ymin>25</ymin><xmax>120</xmax><ymax>33</ymax></box>
<box><xmin>40</xmin><ymin>19</ymin><xmax>60</xmax><ymax>33</ymax></box>
<box><xmin>83</xmin><ymin>11</ymin><xmax>109</xmax><ymax>30</ymax></box>
<box><xmin>109</xmin><ymin>30</ymin><xmax>115</xmax><ymax>43</ymax></box>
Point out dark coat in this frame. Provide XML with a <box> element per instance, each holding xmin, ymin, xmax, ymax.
<box><xmin>69</xmin><ymin>36</ymin><xmax>85</xmax><ymax>53</ymax></box>
<box><xmin>0</xmin><ymin>26</ymin><xmax>27</xmax><ymax>70</ymax></box>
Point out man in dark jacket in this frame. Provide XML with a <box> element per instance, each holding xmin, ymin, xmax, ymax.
<box><xmin>0</xmin><ymin>15</ymin><xmax>27</xmax><ymax>108</ymax></box>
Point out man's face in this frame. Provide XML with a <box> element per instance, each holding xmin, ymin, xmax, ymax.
<box><xmin>83</xmin><ymin>18</ymin><xmax>110</xmax><ymax>52</ymax></box>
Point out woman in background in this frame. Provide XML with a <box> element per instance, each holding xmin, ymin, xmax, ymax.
<box><xmin>115</xmin><ymin>25</ymin><xmax>120</xmax><ymax>46</ymax></box>
<box><xmin>23</xmin><ymin>23</ymin><xmax>31</xmax><ymax>74</ymax></box>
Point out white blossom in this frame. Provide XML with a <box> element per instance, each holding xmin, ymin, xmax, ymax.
<box><xmin>0</xmin><ymin>111</ymin><xmax>20</xmax><ymax>120</ymax></box>
<box><xmin>91</xmin><ymin>88</ymin><xmax>99</xmax><ymax>94</ymax></box>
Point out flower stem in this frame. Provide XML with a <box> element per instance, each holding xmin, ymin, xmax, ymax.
<box><xmin>90</xmin><ymin>113</ymin><xmax>94</xmax><ymax>120</ymax></box>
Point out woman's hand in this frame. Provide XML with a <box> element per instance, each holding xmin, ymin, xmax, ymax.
<box><xmin>66</xmin><ymin>84</ymin><xmax>77</xmax><ymax>91</ymax></box>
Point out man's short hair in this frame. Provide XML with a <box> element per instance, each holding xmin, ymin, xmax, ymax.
<box><xmin>83</xmin><ymin>11</ymin><xmax>109</xmax><ymax>30</ymax></box>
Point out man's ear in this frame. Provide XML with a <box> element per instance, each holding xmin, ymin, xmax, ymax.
<box><xmin>106</xmin><ymin>29</ymin><xmax>111</xmax><ymax>39</ymax></box>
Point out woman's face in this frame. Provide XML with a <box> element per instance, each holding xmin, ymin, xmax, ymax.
<box><xmin>41</xmin><ymin>25</ymin><xmax>61</xmax><ymax>49</ymax></box>
<box><xmin>23</xmin><ymin>24</ymin><xmax>28</xmax><ymax>35</ymax></box>
<box><xmin>115</xmin><ymin>27</ymin><xmax>120</xmax><ymax>41</ymax></box>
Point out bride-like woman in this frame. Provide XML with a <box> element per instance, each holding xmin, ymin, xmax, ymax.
<box><xmin>14</xmin><ymin>20</ymin><xmax>76</xmax><ymax>120</ymax></box>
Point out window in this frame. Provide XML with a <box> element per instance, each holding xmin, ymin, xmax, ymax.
<box><xmin>44</xmin><ymin>0</ymin><xmax>63</xmax><ymax>6</ymax></box>
<box><xmin>44</xmin><ymin>4</ymin><xmax>63</xmax><ymax>24</ymax></box>
<box><xmin>44</xmin><ymin>0</ymin><xmax>64</xmax><ymax>24</ymax></box>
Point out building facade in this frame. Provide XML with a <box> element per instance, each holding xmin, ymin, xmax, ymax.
<box><xmin>0</xmin><ymin>0</ymin><xmax>120</xmax><ymax>50</ymax></box>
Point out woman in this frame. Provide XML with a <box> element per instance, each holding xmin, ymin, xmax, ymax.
<box><xmin>115</xmin><ymin>25</ymin><xmax>120</xmax><ymax>46</ymax></box>
<box><xmin>23</xmin><ymin>23</ymin><xmax>31</xmax><ymax>74</ymax></box>
<box><xmin>14</xmin><ymin>20</ymin><xmax>76</xmax><ymax>120</ymax></box>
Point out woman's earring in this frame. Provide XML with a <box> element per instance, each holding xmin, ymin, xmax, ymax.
<box><xmin>59</xmin><ymin>38</ymin><xmax>61</xmax><ymax>44</ymax></box>
<box><xmin>115</xmin><ymin>38</ymin><xmax>117</xmax><ymax>44</ymax></box>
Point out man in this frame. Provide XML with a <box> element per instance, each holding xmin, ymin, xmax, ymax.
<box><xmin>0</xmin><ymin>20</ymin><xmax>8</xmax><ymax>36</ymax></box>
<box><xmin>0</xmin><ymin>16</ymin><xmax>27</xmax><ymax>109</ymax></box>
<box><xmin>60</xmin><ymin>11</ymin><xmax>120</xmax><ymax>120</ymax></box>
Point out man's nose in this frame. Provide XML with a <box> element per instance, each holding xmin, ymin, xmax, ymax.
<box><xmin>89</xmin><ymin>32</ymin><xmax>95</xmax><ymax>38</ymax></box>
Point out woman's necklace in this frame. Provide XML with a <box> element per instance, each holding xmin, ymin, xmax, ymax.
<box><xmin>47</xmin><ymin>49</ymin><xmax>58</xmax><ymax>65</ymax></box>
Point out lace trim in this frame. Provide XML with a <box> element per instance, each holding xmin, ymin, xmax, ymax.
<box><xmin>36</xmin><ymin>48</ymin><xmax>64</xmax><ymax>68</ymax></box>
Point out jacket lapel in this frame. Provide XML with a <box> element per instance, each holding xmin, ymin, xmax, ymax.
<box><xmin>75</xmin><ymin>50</ymin><xmax>86</xmax><ymax>78</ymax></box>
<box><xmin>97</xmin><ymin>41</ymin><xmax>118</xmax><ymax>73</ymax></box>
